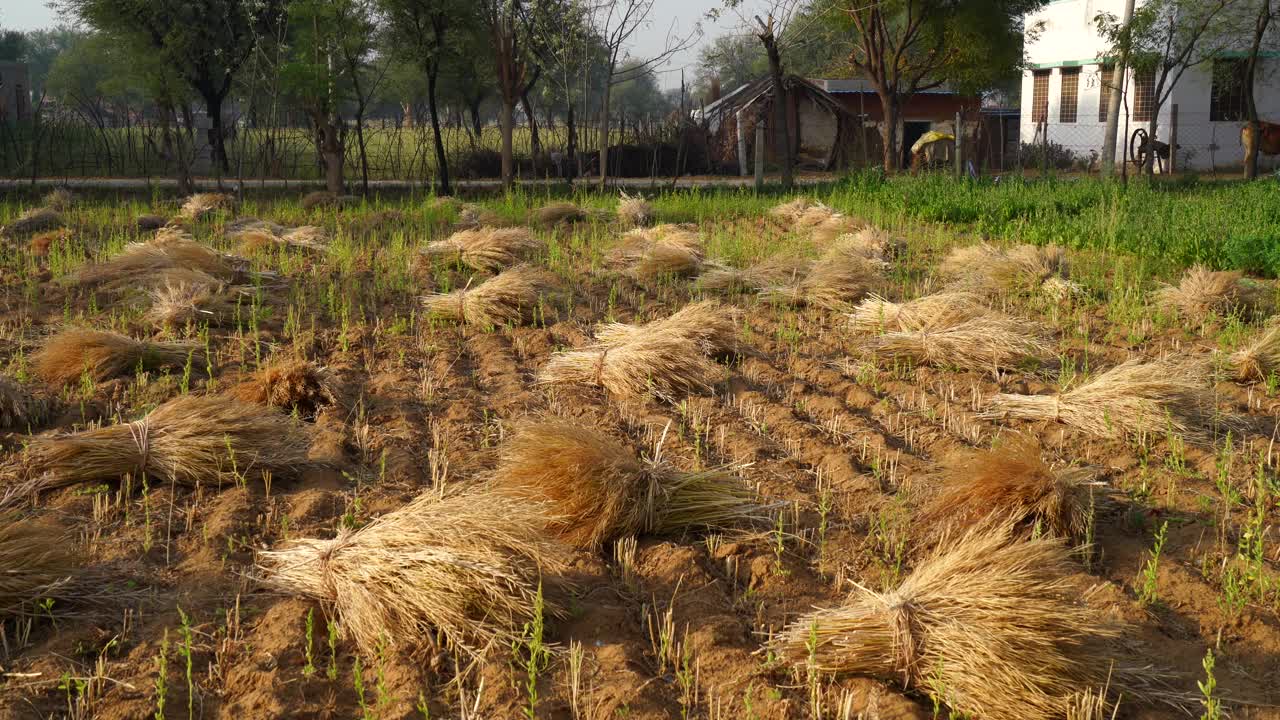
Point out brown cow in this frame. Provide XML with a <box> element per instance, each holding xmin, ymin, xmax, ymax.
<box><xmin>1242</xmin><ymin>120</ymin><xmax>1280</xmax><ymax>160</ymax></box>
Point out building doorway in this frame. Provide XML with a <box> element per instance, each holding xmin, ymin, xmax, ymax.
<box><xmin>903</xmin><ymin>121</ymin><xmax>932</xmax><ymax>168</ymax></box>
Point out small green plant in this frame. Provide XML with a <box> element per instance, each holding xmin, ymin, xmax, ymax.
<box><xmin>302</xmin><ymin>608</ymin><xmax>316</xmax><ymax>676</ymax></box>
<box><xmin>154</xmin><ymin>629</ymin><xmax>169</xmax><ymax>720</ymax></box>
<box><xmin>512</xmin><ymin>583</ymin><xmax>551</xmax><ymax>720</ymax></box>
<box><xmin>1137</xmin><ymin>520</ymin><xmax>1169</xmax><ymax>607</ymax></box>
<box><xmin>1198</xmin><ymin>648</ymin><xmax>1222</xmax><ymax>720</ymax></box>
<box><xmin>177</xmin><ymin>607</ymin><xmax>195</xmax><ymax>719</ymax></box>
<box><xmin>327</xmin><ymin>619</ymin><xmax>339</xmax><ymax>681</ymax></box>
<box><xmin>353</xmin><ymin>656</ymin><xmax>371</xmax><ymax>719</ymax></box>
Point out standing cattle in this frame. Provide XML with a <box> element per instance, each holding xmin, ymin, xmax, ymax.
<box><xmin>1242</xmin><ymin>120</ymin><xmax>1280</xmax><ymax>166</ymax></box>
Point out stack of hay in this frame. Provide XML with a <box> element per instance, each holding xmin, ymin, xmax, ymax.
<box><xmin>760</xmin><ymin>237</ymin><xmax>885</xmax><ymax>311</ymax></box>
<box><xmin>941</xmin><ymin>243</ymin><xmax>1081</xmax><ymax>300</ymax></box>
<box><xmin>534</xmin><ymin>201</ymin><xmax>588</xmax><ymax>227</ymax></box>
<box><xmin>611</xmin><ymin>224</ymin><xmax>705</xmax><ymax>281</ymax></box>
<box><xmin>178</xmin><ymin>192</ymin><xmax>234</xmax><ymax>221</ymax></box>
<box><xmin>1</xmin><ymin>206</ymin><xmax>65</xmax><ymax>240</ymax></box>
<box><xmin>230</xmin><ymin>225</ymin><xmax>330</xmax><ymax>254</ymax></box>
<box><xmin>64</xmin><ymin>230</ymin><xmax>243</xmax><ymax>293</ymax></box>
<box><xmin>421</xmin><ymin>265</ymin><xmax>556</xmax><ymax>326</ymax></box>
<box><xmin>1154</xmin><ymin>265</ymin><xmax>1275</xmax><ymax>321</ymax></box>
<box><xmin>848</xmin><ymin>291</ymin><xmax>988</xmax><ymax>334</ymax></box>
<box><xmin>32</xmin><ymin>329</ymin><xmax>205</xmax><ymax>385</ymax></box>
<box><xmin>616</xmin><ymin>191</ymin><xmax>655</xmax><ymax>227</ymax></box>
<box><xmin>867</xmin><ymin>309</ymin><xmax>1052</xmax><ymax>373</ymax></box>
<box><xmin>421</xmin><ymin>227</ymin><xmax>539</xmax><ymax>273</ymax></box>
<box><xmin>592</xmin><ymin>299</ymin><xmax>741</xmax><ymax>357</ymax></box>
<box><xmin>769</xmin><ymin>198</ymin><xmax>862</xmax><ymax>242</ymax></box>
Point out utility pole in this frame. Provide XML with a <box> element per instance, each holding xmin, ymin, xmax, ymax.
<box><xmin>1101</xmin><ymin>0</ymin><xmax>1137</xmax><ymax>177</ymax></box>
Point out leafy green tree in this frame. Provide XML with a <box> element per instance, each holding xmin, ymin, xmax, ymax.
<box><xmin>18</xmin><ymin>27</ymin><xmax>86</xmax><ymax>98</ymax></box>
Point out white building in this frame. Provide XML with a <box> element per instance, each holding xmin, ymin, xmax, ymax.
<box><xmin>1021</xmin><ymin>0</ymin><xmax>1280</xmax><ymax>172</ymax></box>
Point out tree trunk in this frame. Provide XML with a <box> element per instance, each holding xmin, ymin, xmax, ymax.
<box><xmin>316</xmin><ymin>113</ymin><xmax>344</xmax><ymax>194</ymax></box>
<box><xmin>598</xmin><ymin>80</ymin><xmax>612</xmax><ymax>188</ymax></box>
<box><xmin>427</xmin><ymin>64</ymin><xmax>451</xmax><ymax>195</ymax></box>
<box><xmin>1244</xmin><ymin>0</ymin><xmax>1271</xmax><ymax>180</ymax></box>
<box><xmin>762</xmin><ymin>34</ymin><xmax>793</xmax><ymax>189</ymax></box>
<box><xmin>877</xmin><ymin>91</ymin><xmax>902</xmax><ymax>173</ymax></box>
<box><xmin>566</xmin><ymin>101</ymin><xmax>577</xmax><ymax>183</ymax></box>
<box><xmin>468</xmin><ymin>99</ymin><xmax>483</xmax><ymax>148</ymax></box>
<box><xmin>204</xmin><ymin>92</ymin><xmax>231</xmax><ymax>177</ymax></box>
<box><xmin>521</xmin><ymin>89</ymin><xmax>540</xmax><ymax>173</ymax></box>
<box><xmin>500</xmin><ymin>98</ymin><xmax>515</xmax><ymax>186</ymax></box>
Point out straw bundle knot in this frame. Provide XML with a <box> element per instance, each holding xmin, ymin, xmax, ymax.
<box><xmin>884</xmin><ymin>593</ymin><xmax>922</xmax><ymax>683</ymax></box>
<box><xmin>128</xmin><ymin>420</ymin><xmax>152</xmax><ymax>475</ymax></box>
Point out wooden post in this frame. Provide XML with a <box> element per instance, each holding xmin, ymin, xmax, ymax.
<box><xmin>955</xmin><ymin>110</ymin><xmax>963</xmax><ymax>178</ymax></box>
<box><xmin>1169</xmin><ymin>103</ymin><xmax>1178</xmax><ymax>174</ymax></box>
<box><xmin>754</xmin><ymin>115</ymin><xmax>765</xmax><ymax>189</ymax></box>
<box><xmin>736</xmin><ymin>108</ymin><xmax>748</xmax><ymax>176</ymax></box>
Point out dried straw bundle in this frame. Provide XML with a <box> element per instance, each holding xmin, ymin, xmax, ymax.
<box><xmin>697</xmin><ymin>254</ymin><xmax>814</xmax><ymax>293</ymax></box>
<box><xmin>0</xmin><ymin>375</ymin><xmax>48</xmax><ymax>430</ymax></box>
<box><xmin>145</xmin><ymin>282</ymin><xmax>243</xmax><ymax>328</ymax></box>
<box><xmin>534</xmin><ymin>201</ymin><xmax>587</xmax><ymax>226</ymax></box>
<box><xmin>232</xmin><ymin>226</ymin><xmax>329</xmax><ymax>254</ymax></box>
<box><xmin>301</xmin><ymin>190</ymin><xmax>340</xmax><ymax>210</ymax></box>
<box><xmin>282</xmin><ymin>225</ymin><xmax>329</xmax><ymax>248</ymax></box>
<box><xmin>42</xmin><ymin>188</ymin><xmax>75</xmax><ymax>210</ymax></box>
<box><xmin>611</xmin><ymin>224</ymin><xmax>703</xmax><ymax>264</ymax></box>
<box><xmin>916</xmin><ymin>441</ymin><xmax>1093</xmax><ymax>543</ymax></box>
<box><xmin>422</xmin><ymin>227</ymin><xmax>538</xmax><ymax>272</ymax></box>
<box><xmin>456</xmin><ymin>204</ymin><xmax>504</xmax><ymax>229</ymax></box>
<box><xmin>626</xmin><ymin>243</ymin><xmax>704</xmax><ymax>281</ymax></box>
<box><xmin>617</xmin><ymin>191</ymin><xmax>655</xmax><ymax>227</ymax></box>
<box><xmin>539</xmin><ymin>331</ymin><xmax>719</xmax><ymax>402</ymax></box>
<box><xmin>225</xmin><ymin>217</ymin><xmax>285</xmax><ymax>236</ymax></box>
<box><xmin>771</xmin><ymin>528</ymin><xmax>1150</xmax><ymax>720</ymax></box>
<box><xmin>227</xmin><ymin>358</ymin><xmax>338</xmax><ymax>415</ymax></box>
<box><xmin>255</xmin><ymin>489</ymin><xmax>567</xmax><ymax>656</ymax></box>
<box><xmin>2</xmin><ymin>207</ymin><xmax>64</xmax><ymax>239</ymax></box>
<box><xmin>1154</xmin><ymin>266</ymin><xmax>1273</xmax><ymax>320</ymax></box>
<box><xmin>761</xmin><ymin>245</ymin><xmax>883</xmax><ymax>311</ymax></box>
<box><xmin>66</xmin><ymin>238</ymin><xmax>239</xmax><ymax>290</ymax></box>
<box><xmin>28</xmin><ymin>395</ymin><xmax>313</xmax><ymax>492</ymax></box>
<box><xmin>1228</xmin><ymin>324</ymin><xmax>1280</xmax><ymax>382</ymax></box>
<box><xmin>421</xmin><ymin>265</ymin><xmax>553</xmax><ymax>326</ymax></box>
<box><xmin>809</xmin><ymin>214</ymin><xmax>862</xmax><ymax>244</ymax></box>
<box><xmin>491</xmin><ymin>420</ymin><xmax>765</xmax><ymax>548</ymax></box>
<box><xmin>869</xmin><ymin>315</ymin><xmax>1051</xmax><ymax>371</ymax></box>
<box><xmin>769</xmin><ymin>197</ymin><xmax>819</xmax><ymax>224</ymax></box>
<box><xmin>32</xmin><ymin>329</ymin><xmax>204</xmax><ymax>385</ymax></box>
<box><xmin>942</xmin><ymin>243</ymin><xmax>1074</xmax><ymax>297</ymax></box>
<box><xmin>178</xmin><ymin>192</ymin><xmax>234</xmax><ymax>220</ymax></box>
<box><xmin>982</xmin><ymin>358</ymin><xmax>1220</xmax><ymax>441</ymax></box>
<box><xmin>593</xmin><ymin>300</ymin><xmax>740</xmax><ymax>357</ymax></box>
<box><xmin>29</xmin><ymin>228</ymin><xmax>72</xmax><ymax>256</ymax></box>
<box><xmin>848</xmin><ymin>292</ymin><xmax>987</xmax><ymax>334</ymax></box>
<box><xmin>0</xmin><ymin>515</ymin><xmax>77</xmax><ymax>617</ymax></box>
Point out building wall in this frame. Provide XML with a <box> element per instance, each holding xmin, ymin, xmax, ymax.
<box><xmin>796</xmin><ymin>94</ymin><xmax>838</xmax><ymax>162</ymax></box>
<box><xmin>1021</xmin><ymin>0</ymin><xmax>1280</xmax><ymax>171</ymax></box>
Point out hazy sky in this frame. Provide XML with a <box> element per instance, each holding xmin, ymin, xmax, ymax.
<box><xmin>1</xmin><ymin>0</ymin><xmax>735</xmax><ymax>89</ymax></box>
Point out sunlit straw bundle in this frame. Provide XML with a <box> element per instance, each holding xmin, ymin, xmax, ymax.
<box><xmin>769</xmin><ymin>197</ymin><xmax>819</xmax><ymax>224</ymax></box>
<box><xmin>2</xmin><ymin>207</ymin><xmax>64</xmax><ymax>239</ymax></box>
<box><xmin>697</xmin><ymin>254</ymin><xmax>814</xmax><ymax>293</ymax></box>
<box><xmin>422</xmin><ymin>227</ymin><xmax>539</xmax><ymax>273</ymax></box>
<box><xmin>809</xmin><ymin>213</ymin><xmax>862</xmax><ymax>244</ymax></box>
<box><xmin>32</xmin><ymin>329</ymin><xmax>205</xmax><ymax>385</ymax></box>
<box><xmin>0</xmin><ymin>375</ymin><xmax>48</xmax><ymax>431</ymax></box>
<box><xmin>255</xmin><ymin>489</ymin><xmax>567</xmax><ymax>656</ymax></box>
<box><xmin>848</xmin><ymin>291</ymin><xmax>987</xmax><ymax>334</ymax></box>
<box><xmin>610</xmin><ymin>224</ymin><xmax>703</xmax><ymax>264</ymax></box>
<box><xmin>982</xmin><ymin>358</ymin><xmax>1221</xmax><ymax>441</ymax></box>
<box><xmin>942</xmin><ymin>243</ymin><xmax>1074</xmax><ymax>297</ymax></box>
<box><xmin>1228</xmin><ymin>324</ymin><xmax>1280</xmax><ymax>382</ymax></box>
<box><xmin>145</xmin><ymin>281</ymin><xmax>243</xmax><ymax>328</ymax></box>
<box><xmin>41</xmin><ymin>188</ymin><xmax>74</xmax><ymax>211</ymax></box>
<box><xmin>534</xmin><ymin>201</ymin><xmax>587</xmax><ymax>226</ymax></box>
<box><xmin>626</xmin><ymin>243</ymin><xmax>704</xmax><ymax>281</ymax></box>
<box><xmin>617</xmin><ymin>191</ymin><xmax>655</xmax><ymax>227</ymax></box>
<box><xmin>301</xmin><ymin>190</ymin><xmax>340</xmax><ymax>210</ymax></box>
<box><xmin>538</xmin><ymin>331</ymin><xmax>719</xmax><ymax>402</ymax></box>
<box><xmin>456</xmin><ymin>203</ymin><xmax>504</xmax><ymax>229</ymax></box>
<box><xmin>593</xmin><ymin>300</ymin><xmax>740</xmax><ymax>357</ymax></box>
<box><xmin>490</xmin><ymin>420</ymin><xmax>766</xmax><ymax>548</ymax></box>
<box><xmin>870</xmin><ymin>315</ymin><xmax>1051</xmax><ymax>371</ymax></box>
<box><xmin>227</xmin><ymin>358</ymin><xmax>338</xmax><ymax>415</ymax></box>
<box><xmin>27</xmin><ymin>394</ymin><xmax>313</xmax><ymax>492</ymax></box>
<box><xmin>65</xmin><ymin>238</ymin><xmax>239</xmax><ymax>290</ymax></box>
<box><xmin>771</xmin><ymin>526</ymin><xmax>1161</xmax><ymax>720</ymax></box>
<box><xmin>178</xmin><ymin>192</ymin><xmax>234</xmax><ymax>220</ymax></box>
<box><xmin>1153</xmin><ymin>266</ymin><xmax>1273</xmax><ymax>320</ymax></box>
<box><xmin>761</xmin><ymin>245</ymin><xmax>883</xmax><ymax>311</ymax></box>
<box><xmin>421</xmin><ymin>265</ymin><xmax>554</xmax><ymax>326</ymax></box>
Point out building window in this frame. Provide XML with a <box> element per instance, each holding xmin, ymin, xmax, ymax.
<box><xmin>1097</xmin><ymin>65</ymin><xmax>1116</xmax><ymax>122</ymax></box>
<box><xmin>1210</xmin><ymin>58</ymin><xmax>1247</xmax><ymax>122</ymax></box>
<box><xmin>1133</xmin><ymin>68</ymin><xmax>1156</xmax><ymax>122</ymax></box>
<box><xmin>1031</xmin><ymin>70</ymin><xmax>1050</xmax><ymax>123</ymax></box>
<box><xmin>1058</xmin><ymin>67</ymin><xmax>1080</xmax><ymax>123</ymax></box>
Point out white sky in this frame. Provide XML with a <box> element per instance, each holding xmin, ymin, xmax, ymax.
<box><xmin>1</xmin><ymin>0</ymin><xmax>730</xmax><ymax>89</ymax></box>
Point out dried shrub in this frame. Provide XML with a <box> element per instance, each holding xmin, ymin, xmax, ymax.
<box><xmin>32</xmin><ymin>329</ymin><xmax>205</xmax><ymax>385</ymax></box>
<box><xmin>422</xmin><ymin>227</ymin><xmax>539</xmax><ymax>273</ymax></box>
<box><xmin>255</xmin><ymin>489</ymin><xmax>568</xmax><ymax>656</ymax></box>
<box><xmin>421</xmin><ymin>265</ymin><xmax>554</xmax><ymax>326</ymax></box>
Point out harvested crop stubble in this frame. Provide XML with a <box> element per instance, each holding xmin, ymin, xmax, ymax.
<box><xmin>228</xmin><ymin>358</ymin><xmax>339</xmax><ymax>414</ymax></box>
<box><xmin>870</xmin><ymin>315</ymin><xmax>1051</xmax><ymax>371</ymax></box>
<box><xmin>422</xmin><ymin>227</ymin><xmax>539</xmax><ymax>273</ymax></box>
<box><xmin>490</xmin><ymin>420</ymin><xmax>767</xmax><ymax>548</ymax></box>
<box><xmin>33</xmin><ymin>329</ymin><xmax>205</xmax><ymax>385</ymax></box>
<box><xmin>848</xmin><ymin>291</ymin><xmax>988</xmax><ymax>334</ymax></box>
<box><xmin>593</xmin><ymin>300</ymin><xmax>740</xmax><ymax>356</ymax></box>
<box><xmin>1229</xmin><ymin>324</ymin><xmax>1280</xmax><ymax>382</ymax></box>
<box><xmin>771</xmin><ymin>527</ymin><xmax>1167</xmax><ymax>720</ymax></box>
<box><xmin>697</xmin><ymin>254</ymin><xmax>814</xmax><ymax>293</ymax></box>
<box><xmin>26</xmin><ymin>395</ymin><xmax>313</xmax><ymax>492</ymax></box>
<box><xmin>0</xmin><ymin>376</ymin><xmax>48</xmax><ymax>430</ymax></box>
<box><xmin>761</xmin><ymin>245</ymin><xmax>883</xmax><ymax>311</ymax></box>
<box><xmin>534</xmin><ymin>201</ymin><xmax>588</xmax><ymax>226</ymax></box>
<box><xmin>982</xmin><ymin>358</ymin><xmax>1223</xmax><ymax>442</ymax></box>
<box><xmin>2</xmin><ymin>207</ymin><xmax>64</xmax><ymax>239</ymax></box>
<box><xmin>915</xmin><ymin>441</ymin><xmax>1094</xmax><ymax>544</ymax></box>
<box><xmin>255</xmin><ymin>489</ymin><xmax>567</xmax><ymax>656</ymax></box>
<box><xmin>145</xmin><ymin>282</ymin><xmax>244</xmax><ymax>327</ymax></box>
<box><xmin>1154</xmin><ymin>265</ymin><xmax>1274</xmax><ymax>320</ymax></box>
<box><xmin>942</xmin><ymin>243</ymin><xmax>1077</xmax><ymax>297</ymax></box>
<box><xmin>421</xmin><ymin>265</ymin><xmax>554</xmax><ymax>326</ymax></box>
<box><xmin>617</xmin><ymin>191</ymin><xmax>654</xmax><ymax>227</ymax></box>
<box><xmin>539</xmin><ymin>330</ymin><xmax>719</xmax><ymax>402</ymax></box>
<box><xmin>178</xmin><ymin>192</ymin><xmax>234</xmax><ymax>220</ymax></box>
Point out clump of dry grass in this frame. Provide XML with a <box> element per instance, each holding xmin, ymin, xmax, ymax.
<box><xmin>982</xmin><ymin>358</ymin><xmax>1222</xmax><ymax>442</ymax></box>
<box><xmin>42</xmin><ymin>188</ymin><xmax>74</xmax><ymax>210</ymax></box>
<box><xmin>539</xmin><ymin>330</ymin><xmax>719</xmax><ymax>402</ymax></box>
<box><xmin>27</xmin><ymin>394</ymin><xmax>313</xmax><ymax>492</ymax></box>
<box><xmin>2</xmin><ymin>207</ymin><xmax>64</xmax><ymax>239</ymax></box>
<box><xmin>136</xmin><ymin>214</ymin><xmax>168</xmax><ymax>231</ymax></box>
<box><xmin>916</xmin><ymin>440</ymin><xmax>1093</xmax><ymax>544</ymax></box>
<box><xmin>1229</xmin><ymin>324</ymin><xmax>1280</xmax><ymax>382</ymax></box>
<box><xmin>0</xmin><ymin>376</ymin><xmax>48</xmax><ymax>431</ymax></box>
<box><xmin>144</xmin><ymin>281</ymin><xmax>244</xmax><ymax>328</ymax></box>
<box><xmin>255</xmin><ymin>489</ymin><xmax>567</xmax><ymax>656</ymax></box>
<box><xmin>593</xmin><ymin>300</ymin><xmax>740</xmax><ymax>357</ymax></box>
<box><xmin>178</xmin><ymin>192</ymin><xmax>234</xmax><ymax>220</ymax></box>
<box><xmin>617</xmin><ymin>191</ymin><xmax>655</xmax><ymax>227</ymax></box>
<box><xmin>697</xmin><ymin>254</ymin><xmax>814</xmax><ymax>293</ymax></box>
<box><xmin>1154</xmin><ymin>266</ymin><xmax>1274</xmax><ymax>320</ymax></box>
<box><xmin>65</xmin><ymin>237</ymin><xmax>240</xmax><ymax>291</ymax></box>
<box><xmin>848</xmin><ymin>291</ymin><xmax>987</xmax><ymax>334</ymax></box>
<box><xmin>29</xmin><ymin>228</ymin><xmax>72</xmax><ymax>256</ymax></box>
<box><xmin>626</xmin><ymin>243</ymin><xmax>704</xmax><ymax>281</ymax></box>
<box><xmin>421</xmin><ymin>265</ymin><xmax>554</xmax><ymax>326</ymax></box>
<box><xmin>534</xmin><ymin>201</ymin><xmax>588</xmax><ymax>226</ymax></box>
<box><xmin>227</xmin><ymin>358</ymin><xmax>338</xmax><ymax>415</ymax></box>
<box><xmin>32</xmin><ymin>329</ymin><xmax>205</xmax><ymax>385</ymax></box>
<box><xmin>761</xmin><ymin>244</ymin><xmax>883</xmax><ymax>311</ymax></box>
<box><xmin>0</xmin><ymin>515</ymin><xmax>77</xmax><ymax>617</ymax></box>
<box><xmin>770</xmin><ymin>526</ymin><xmax>1162</xmax><ymax>720</ymax></box>
<box><xmin>942</xmin><ymin>243</ymin><xmax>1076</xmax><ymax>298</ymax></box>
<box><xmin>301</xmin><ymin>190</ymin><xmax>339</xmax><ymax>210</ymax></box>
<box><xmin>870</xmin><ymin>315</ymin><xmax>1051</xmax><ymax>371</ymax></box>
<box><xmin>456</xmin><ymin>203</ymin><xmax>504</xmax><ymax>229</ymax></box>
<box><xmin>490</xmin><ymin>420</ymin><xmax>767</xmax><ymax>549</ymax></box>
<box><xmin>422</xmin><ymin>227</ymin><xmax>539</xmax><ymax>272</ymax></box>
<box><xmin>769</xmin><ymin>197</ymin><xmax>819</xmax><ymax>224</ymax></box>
